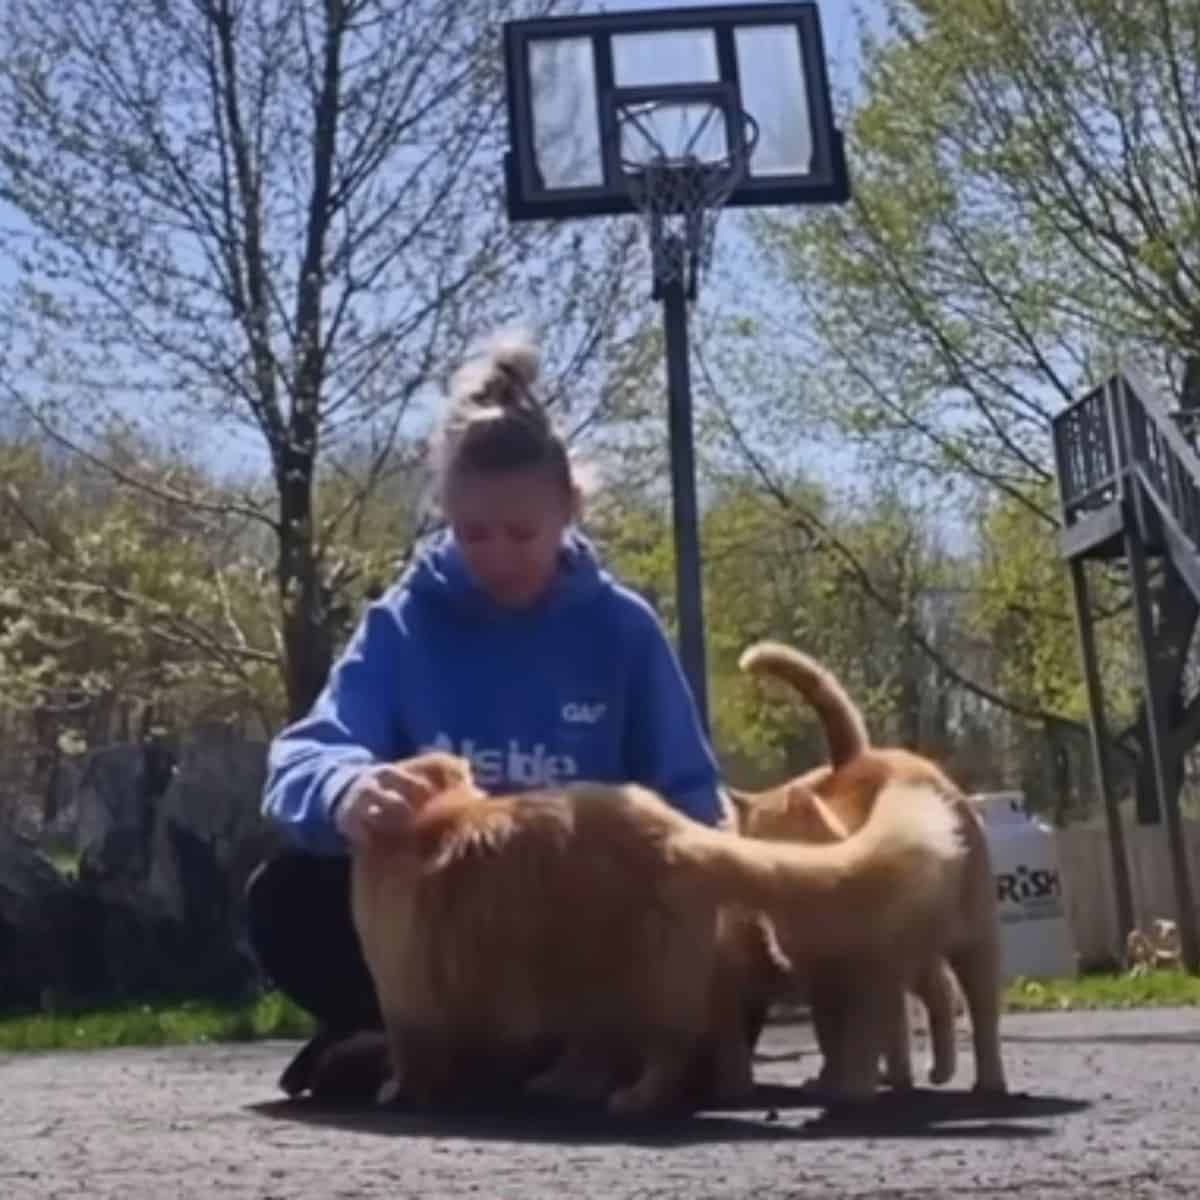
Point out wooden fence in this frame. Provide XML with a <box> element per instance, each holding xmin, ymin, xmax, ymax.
<box><xmin>1056</xmin><ymin>820</ymin><xmax>1200</xmax><ymax>967</ymax></box>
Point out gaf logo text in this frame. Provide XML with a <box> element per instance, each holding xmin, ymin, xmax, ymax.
<box><xmin>562</xmin><ymin>701</ymin><xmax>607</xmax><ymax>724</ymax></box>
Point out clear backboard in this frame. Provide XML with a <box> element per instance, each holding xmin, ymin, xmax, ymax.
<box><xmin>502</xmin><ymin>3</ymin><xmax>849</xmax><ymax>222</ymax></box>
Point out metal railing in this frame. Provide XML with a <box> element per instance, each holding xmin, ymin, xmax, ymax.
<box><xmin>1117</xmin><ymin>370</ymin><xmax>1200</xmax><ymax>550</ymax></box>
<box><xmin>1052</xmin><ymin>378</ymin><xmax>1124</xmax><ymax>527</ymax></box>
<box><xmin>1053</xmin><ymin>369</ymin><xmax>1200</xmax><ymax>550</ymax></box>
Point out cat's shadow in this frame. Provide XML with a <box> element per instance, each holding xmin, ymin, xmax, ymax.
<box><xmin>248</xmin><ymin>1082</ymin><xmax>1089</xmax><ymax>1147</ymax></box>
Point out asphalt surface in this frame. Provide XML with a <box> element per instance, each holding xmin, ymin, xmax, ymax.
<box><xmin>3</xmin><ymin>1007</ymin><xmax>1198</xmax><ymax>1198</ymax></box>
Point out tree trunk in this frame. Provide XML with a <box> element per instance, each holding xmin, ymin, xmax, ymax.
<box><xmin>273</xmin><ymin>2</ymin><xmax>343</xmax><ymax>723</ymax></box>
<box><xmin>277</xmin><ymin>442</ymin><xmax>332</xmax><ymax>722</ymax></box>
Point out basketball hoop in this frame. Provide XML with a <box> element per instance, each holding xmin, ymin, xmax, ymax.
<box><xmin>617</xmin><ymin>99</ymin><xmax>759</xmax><ymax>298</ymax></box>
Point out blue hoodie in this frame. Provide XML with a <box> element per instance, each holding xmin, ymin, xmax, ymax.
<box><xmin>262</xmin><ymin>529</ymin><xmax>723</xmax><ymax>854</ymax></box>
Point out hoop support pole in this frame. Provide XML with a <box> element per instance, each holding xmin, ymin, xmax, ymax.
<box><xmin>657</xmin><ymin>232</ymin><xmax>709</xmax><ymax>730</ymax></box>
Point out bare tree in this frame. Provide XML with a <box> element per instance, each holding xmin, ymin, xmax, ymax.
<box><xmin>0</xmin><ymin>0</ymin><xmax>641</xmax><ymax>719</ymax></box>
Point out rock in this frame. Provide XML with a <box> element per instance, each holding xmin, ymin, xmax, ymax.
<box><xmin>0</xmin><ymin>833</ymin><xmax>78</xmax><ymax>1012</ymax></box>
<box><xmin>141</xmin><ymin>730</ymin><xmax>282</xmax><ymax>998</ymax></box>
<box><xmin>75</xmin><ymin>744</ymin><xmax>163</xmax><ymax>883</ymax></box>
<box><xmin>3</xmin><ymin>732</ymin><xmax>287</xmax><ymax>1011</ymax></box>
<box><xmin>146</xmin><ymin>731</ymin><xmax>278</xmax><ymax>929</ymax></box>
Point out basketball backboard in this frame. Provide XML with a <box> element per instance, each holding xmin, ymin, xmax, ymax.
<box><xmin>502</xmin><ymin>2</ymin><xmax>849</xmax><ymax>222</ymax></box>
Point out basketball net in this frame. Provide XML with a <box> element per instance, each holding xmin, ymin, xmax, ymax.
<box><xmin>618</xmin><ymin>100</ymin><xmax>759</xmax><ymax>297</ymax></box>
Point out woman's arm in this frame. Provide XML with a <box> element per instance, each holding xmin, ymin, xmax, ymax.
<box><xmin>622</xmin><ymin>600</ymin><xmax>724</xmax><ymax>827</ymax></box>
<box><xmin>262</xmin><ymin>595</ymin><xmax>414</xmax><ymax>854</ymax></box>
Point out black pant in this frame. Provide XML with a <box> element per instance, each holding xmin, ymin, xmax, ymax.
<box><xmin>244</xmin><ymin>849</ymin><xmax>382</xmax><ymax>1033</ymax></box>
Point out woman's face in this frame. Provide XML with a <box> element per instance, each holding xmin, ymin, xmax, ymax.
<box><xmin>443</xmin><ymin>467</ymin><xmax>576</xmax><ymax>608</ymax></box>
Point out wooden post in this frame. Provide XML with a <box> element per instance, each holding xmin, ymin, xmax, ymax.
<box><xmin>1123</xmin><ymin>516</ymin><xmax>1200</xmax><ymax>973</ymax></box>
<box><xmin>1067</xmin><ymin>557</ymin><xmax>1135</xmax><ymax>949</ymax></box>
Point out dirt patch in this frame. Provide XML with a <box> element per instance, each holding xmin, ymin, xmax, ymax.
<box><xmin>3</xmin><ymin>1008</ymin><xmax>1198</xmax><ymax>1198</ymax></box>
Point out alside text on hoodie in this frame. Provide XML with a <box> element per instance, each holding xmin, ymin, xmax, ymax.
<box><xmin>262</xmin><ymin>530</ymin><xmax>723</xmax><ymax>853</ymax></box>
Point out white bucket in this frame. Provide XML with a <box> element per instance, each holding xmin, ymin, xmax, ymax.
<box><xmin>973</xmin><ymin>790</ymin><xmax>1077</xmax><ymax>982</ymax></box>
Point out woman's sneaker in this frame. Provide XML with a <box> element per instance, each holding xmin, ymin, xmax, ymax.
<box><xmin>279</xmin><ymin>1027</ymin><xmax>391</xmax><ymax>1103</ymax></box>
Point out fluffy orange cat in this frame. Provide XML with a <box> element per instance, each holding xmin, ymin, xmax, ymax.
<box><xmin>728</xmin><ymin>640</ymin><xmax>1007</xmax><ymax>1096</ymax></box>
<box><xmin>350</xmin><ymin>750</ymin><xmax>968</xmax><ymax>1115</ymax></box>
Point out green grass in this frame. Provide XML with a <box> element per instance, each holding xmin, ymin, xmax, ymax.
<box><xmin>1003</xmin><ymin>969</ymin><xmax>1200</xmax><ymax>1012</ymax></box>
<box><xmin>39</xmin><ymin>847</ymin><xmax>81</xmax><ymax>879</ymax></box>
<box><xmin>2</xmin><ymin>972</ymin><xmax>1197</xmax><ymax>1054</ymax></box>
<box><xmin>0</xmin><ymin>990</ymin><xmax>315</xmax><ymax>1053</ymax></box>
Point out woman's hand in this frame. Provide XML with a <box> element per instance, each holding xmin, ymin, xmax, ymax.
<box><xmin>334</xmin><ymin>762</ymin><xmax>440</xmax><ymax>847</ymax></box>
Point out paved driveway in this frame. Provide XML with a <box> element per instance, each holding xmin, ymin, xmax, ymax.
<box><xmin>3</xmin><ymin>1007</ymin><xmax>1198</xmax><ymax>1198</ymax></box>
